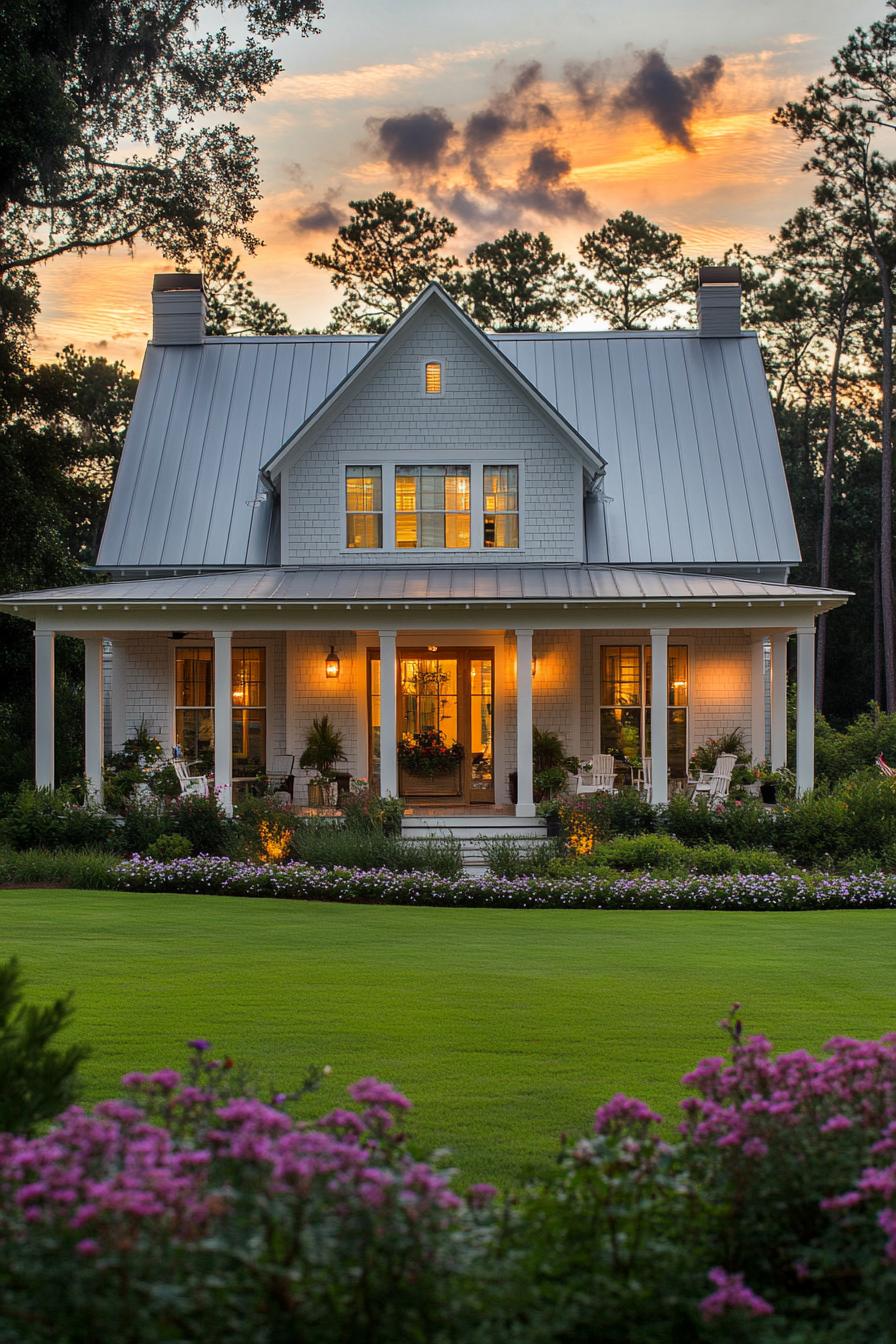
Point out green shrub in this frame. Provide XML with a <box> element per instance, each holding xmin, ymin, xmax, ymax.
<box><xmin>1</xmin><ymin>784</ymin><xmax>116</xmax><ymax>851</ymax></box>
<box><xmin>658</xmin><ymin>794</ymin><xmax>716</xmax><ymax>845</ymax></box>
<box><xmin>168</xmin><ymin>793</ymin><xmax>230</xmax><ymax>855</ymax></box>
<box><xmin>231</xmin><ymin>794</ymin><xmax>297</xmax><ymax>859</ymax></box>
<box><xmin>713</xmin><ymin>799</ymin><xmax>777</xmax><ymax>850</ymax></box>
<box><xmin>339</xmin><ymin>788</ymin><xmax>404</xmax><ymax>837</ymax></box>
<box><xmin>593</xmin><ymin>834</ymin><xmax>689</xmax><ymax>873</ymax></box>
<box><xmin>147</xmin><ymin>832</ymin><xmax>192</xmax><ymax>861</ymax></box>
<box><xmin>291</xmin><ymin>820</ymin><xmax>461</xmax><ymax>876</ymax></box>
<box><xmin>684</xmin><ymin>844</ymin><xmax>782</xmax><ymax>875</ymax></box>
<box><xmin>0</xmin><ymin>956</ymin><xmax>90</xmax><ymax>1135</ymax></box>
<box><xmin>0</xmin><ymin>846</ymin><xmax>116</xmax><ymax>888</ymax></box>
<box><xmin>584</xmin><ymin>788</ymin><xmax>656</xmax><ymax>838</ymax></box>
<box><xmin>120</xmin><ymin>794</ymin><xmax>174</xmax><ymax>854</ymax></box>
<box><xmin>481</xmin><ymin>834</ymin><xmax>557</xmax><ymax>878</ymax></box>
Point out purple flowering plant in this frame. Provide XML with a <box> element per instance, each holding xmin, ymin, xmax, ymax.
<box><xmin>3</xmin><ymin>1015</ymin><xmax>896</xmax><ymax>1341</ymax></box>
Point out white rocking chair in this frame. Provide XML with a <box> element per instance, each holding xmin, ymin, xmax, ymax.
<box><xmin>635</xmin><ymin>757</ymin><xmax>653</xmax><ymax>802</ymax></box>
<box><xmin>172</xmin><ymin>758</ymin><xmax>209</xmax><ymax>799</ymax></box>
<box><xmin>691</xmin><ymin>753</ymin><xmax>736</xmax><ymax>806</ymax></box>
<box><xmin>576</xmin><ymin>753</ymin><xmax>617</xmax><ymax>796</ymax></box>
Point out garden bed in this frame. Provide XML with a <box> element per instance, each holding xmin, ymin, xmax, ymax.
<box><xmin>109</xmin><ymin>854</ymin><xmax>896</xmax><ymax>911</ymax></box>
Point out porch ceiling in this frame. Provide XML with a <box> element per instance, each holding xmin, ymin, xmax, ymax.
<box><xmin>0</xmin><ymin>564</ymin><xmax>851</xmax><ymax>617</ymax></box>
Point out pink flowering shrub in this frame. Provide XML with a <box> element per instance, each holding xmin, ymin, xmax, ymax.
<box><xmin>3</xmin><ymin>1018</ymin><xmax>896</xmax><ymax>1342</ymax></box>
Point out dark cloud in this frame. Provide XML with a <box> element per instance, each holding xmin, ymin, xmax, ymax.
<box><xmin>563</xmin><ymin>59</ymin><xmax>606</xmax><ymax>115</ymax></box>
<box><xmin>436</xmin><ymin>143</ymin><xmax>594</xmax><ymax>227</ymax></box>
<box><xmin>371</xmin><ymin>107</ymin><xmax>455</xmax><ymax>170</ymax></box>
<box><xmin>613</xmin><ymin>50</ymin><xmax>723</xmax><ymax>151</ymax></box>
<box><xmin>463</xmin><ymin>60</ymin><xmax>554</xmax><ymax>155</ymax></box>
<box><xmin>506</xmin><ymin>143</ymin><xmax>592</xmax><ymax>220</ymax></box>
<box><xmin>293</xmin><ymin>194</ymin><xmax>346</xmax><ymax>234</ymax></box>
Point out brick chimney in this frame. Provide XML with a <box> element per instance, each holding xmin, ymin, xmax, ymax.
<box><xmin>151</xmin><ymin>273</ymin><xmax>206</xmax><ymax>345</ymax></box>
<box><xmin>697</xmin><ymin>265</ymin><xmax>742</xmax><ymax>337</ymax></box>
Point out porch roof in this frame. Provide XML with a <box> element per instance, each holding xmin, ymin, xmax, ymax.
<box><xmin>0</xmin><ymin>565</ymin><xmax>850</xmax><ymax>614</ymax></box>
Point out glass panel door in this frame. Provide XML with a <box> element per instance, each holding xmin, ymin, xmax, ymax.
<box><xmin>469</xmin><ymin>657</ymin><xmax>494</xmax><ymax>798</ymax></box>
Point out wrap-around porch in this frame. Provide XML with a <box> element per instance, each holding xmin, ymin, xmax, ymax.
<box><xmin>31</xmin><ymin>617</ymin><xmax>819</xmax><ymax>816</ymax></box>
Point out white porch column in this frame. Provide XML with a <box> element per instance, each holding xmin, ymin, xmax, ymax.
<box><xmin>378</xmin><ymin>630</ymin><xmax>398</xmax><ymax>798</ymax></box>
<box><xmin>34</xmin><ymin>629</ymin><xmax>55</xmax><ymax>790</ymax></box>
<box><xmin>83</xmin><ymin>637</ymin><xmax>105</xmax><ymax>801</ymax></box>
<box><xmin>770</xmin><ymin>632</ymin><xmax>788</xmax><ymax>770</ymax></box>
<box><xmin>515</xmin><ymin>628</ymin><xmax>535</xmax><ymax>817</ymax></box>
<box><xmin>650</xmin><ymin>628</ymin><xmax>669</xmax><ymax>806</ymax></box>
<box><xmin>795</xmin><ymin>624</ymin><xmax>815</xmax><ymax>796</ymax></box>
<box><xmin>213</xmin><ymin>629</ymin><xmax>233</xmax><ymax>816</ymax></box>
<box><xmin>751</xmin><ymin>636</ymin><xmax>767</xmax><ymax>764</ymax></box>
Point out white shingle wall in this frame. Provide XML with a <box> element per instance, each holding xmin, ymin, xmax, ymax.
<box><xmin>112</xmin><ymin>625</ymin><xmax>756</xmax><ymax>785</ymax></box>
<box><xmin>286</xmin><ymin>631</ymin><xmax>359</xmax><ymax>799</ymax></box>
<box><xmin>107</xmin><ymin>632</ymin><xmax>287</xmax><ymax>759</ymax></box>
<box><xmin>284</xmin><ymin>310</ymin><xmax>583</xmax><ymax>565</ymax></box>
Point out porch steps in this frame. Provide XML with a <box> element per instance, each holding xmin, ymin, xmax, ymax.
<box><xmin>401</xmin><ymin>812</ymin><xmax>550</xmax><ymax>871</ymax></box>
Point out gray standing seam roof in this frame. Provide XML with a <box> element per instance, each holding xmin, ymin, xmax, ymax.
<box><xmin>0</xmin><ymin>566</ymin><xmax>848</xmax><ymax>609</ymax></box>
<box><xmin>96</xmin><ymin>329</ymin><xmax>800</xmax><ymax>571</ymax></box>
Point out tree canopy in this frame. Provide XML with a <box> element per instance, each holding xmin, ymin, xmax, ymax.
<box><xmin>306</xmin><ymin>193</ymin><xmax>461</xmax><ymax>333</ymax></box>
<box><xmin>578</xmin><ymin>211</ymin><xmax>697</xmax><ymax>329</ymax></box>
<box><xmin>463</xmin><ymin>230</ymin><xmax>581</xmax><ymax>331</ymax></box>
<box><xmin>0</xmin><ymin>0</ymin><xmax>325</xmax><ymax>272</ymax></box>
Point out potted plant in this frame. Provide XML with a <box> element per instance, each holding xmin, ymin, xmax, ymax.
<box><xmin>510</xmin><ymin>727</ymin><xmax>578</xmax><ymax>804</ymax></box>
<box><xmin>537</xmin><ymin>796</ymin><xmax>563</xmax><ymax>837</ymax></box>
<box><xmin>299</xmin><ymin>716</ymin><xmax>347</xmax><ymax>807</ymax></box>
<box><xmin>754</xmin><ymin>761</ymin><xmax>790</xmax><ymax>805</ymax></box>
<box><xmin>398</xmin><ymin>728</ymin><xmax>464</xmax><ymax>796</ymax></box>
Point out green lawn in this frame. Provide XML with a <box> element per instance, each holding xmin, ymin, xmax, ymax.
<box><xmin>3</xmin><ymin>889</ymin><xmax>896</xmax><ymax>1183</ymax></box>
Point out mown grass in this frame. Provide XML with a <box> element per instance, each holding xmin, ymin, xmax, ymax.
<box><xmin>2</xmin><ymin>889</ymin><xmax>895</xmax><ymax>1182</ymax></box>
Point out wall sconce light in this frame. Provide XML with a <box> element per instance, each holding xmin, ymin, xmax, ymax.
<box><xmin>325</xmin><ymin>645</ymin><xmax>340</xmax><ymax>679</ymax></box>
<box><xmin>531</xmin><ymin>656</ymin><xmax>538</xmax><ymax>678</ymax></box>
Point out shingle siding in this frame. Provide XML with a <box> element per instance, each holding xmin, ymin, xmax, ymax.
<box><xmin>284</xmin><ymin>310</ymin><xmax>583</xmax><ymax>566</ymax></box>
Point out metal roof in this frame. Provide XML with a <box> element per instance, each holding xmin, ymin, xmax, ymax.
<box><xmin>0</xmin><ymin>566</ymin><xmax>849</xmax><ymax>610</ymax></box>
<box><xmin>97</xmin><ymin>315</ymin><xmax>801</xmax><ymax>571</ymax></box>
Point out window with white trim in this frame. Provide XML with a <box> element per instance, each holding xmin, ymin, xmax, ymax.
<box><xmin>395</xmin><ymin>465</ymin><xmax>470</xmax><ymax>548</ymax></box>
<box><xmin>423</xmin><ymin>360</ymin><xmax>442</xmax><ymax>394</ymax></box>
<box><xmin>345</xmin><ymin>466</ymin><xmax>383</xmax><ymax>549</ymax></box>
<box><xmin>483</xmin><ymin>465</ymin><xmax>519</xmax><ymax>548</ymax></box>
<box><xmin>599</xmin><ymin>643</ymin><xmax>688</xmax><ymax>777</ymax></box>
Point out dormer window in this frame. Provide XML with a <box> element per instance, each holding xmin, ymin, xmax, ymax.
<box><xmin>423</xmin><ymin>360</ymin><xmax>443</xmax><ymax>395</ymax></box>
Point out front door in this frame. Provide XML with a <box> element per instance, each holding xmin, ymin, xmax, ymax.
<box><xmin>368</xmin><ymin>648</ymin><xmax>495</xmax><ymax>803</ymax></box>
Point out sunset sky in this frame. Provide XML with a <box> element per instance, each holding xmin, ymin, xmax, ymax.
<box><xmin>32</xmin><ymin>0</ymin><xmax>881</xmax><ymax>370</ymax></box>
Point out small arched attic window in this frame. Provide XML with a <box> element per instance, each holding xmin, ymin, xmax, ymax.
<box><xmin>423</xmin><ymin>360</ymin><xmax>443</xmax><ymax>395</ymax></box>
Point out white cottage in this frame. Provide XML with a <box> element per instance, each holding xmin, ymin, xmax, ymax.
<box><xmin>1</xmin><ymin>270</ymin><xmax>848</xmax><ymax>817</ymax></box>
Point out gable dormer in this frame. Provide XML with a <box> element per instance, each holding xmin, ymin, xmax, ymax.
<box><xmin>262</xmin><ymin>285</ymin><xmax>603</xmax><ymax>567</ymax></box>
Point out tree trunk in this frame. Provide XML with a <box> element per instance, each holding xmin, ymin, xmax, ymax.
<box><xmin>815</xmin><ymin>301</ymin><xmax>848</xmax><ymax>711</ymax></box>
<box><xmin>879</xmin><ymin>267</ymin><xmax>896</xmax><ymax>710</ymax></box>
<box><xmin>875</xmin><ymin>542</ymin><xmax>883</xmax><ymax>707</ymax></box>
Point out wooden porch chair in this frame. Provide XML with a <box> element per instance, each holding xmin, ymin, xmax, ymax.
<box><xmin>691</xmin><ymin>753</ymin><xmax>736</xmax><ymax>806</ymax></box>
<box><xmin>576</xmin><ymin>753</ymin><xmax>617</xmax><ymax>796</ymax></box>
<box><xmin>172</xmin><ymin>758</ymin><xmax>209</xmax><ymax>799</ymax></box>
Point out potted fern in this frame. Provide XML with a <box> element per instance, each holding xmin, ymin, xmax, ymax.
<box><xmin>299</xmin><ymin>716</ymin><xmax>347</xmax><ymax>807</ymax></box>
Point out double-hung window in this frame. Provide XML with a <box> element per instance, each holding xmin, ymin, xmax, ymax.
<box><xmin>395</xmin><ymin>465</ymin><xmax>470</xmax><ymax>549</ymax></box>
<box><xmin>483</xmin><ymin>465</ymin><xmax>519</xmax><ymax>547</ymax></box>
<box><xmin>175</xmin><ymin>646</ymin><xmax>267</xmax><ymax>772</ymax></box>
<box><xmin>345</xmin><ymin>466</ymin><xmax>383</xmax><ymax>549</ymax></box>
<box><xmin>599</xmin><ymin>644</ymin><xmax>688</xmax><ymax>777</ymax></box>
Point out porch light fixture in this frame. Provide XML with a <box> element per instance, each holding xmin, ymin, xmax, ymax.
<box><xmin>325</xmin><ymin>645</ymin><xmax>340</xmax><ymax>679</ymax></box>
<box><xmin>531</xmin><ymin>656</ymin><xmax>538</xmax><ymax>677</ymax></box>
<box><xmin>427</xmin><ymin>644</ymin><xmax>438</xmax><ymax>652</ymax></box>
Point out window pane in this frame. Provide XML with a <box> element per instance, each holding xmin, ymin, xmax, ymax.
<box><xmin>425</xmin><ymin>361</ymin><xmax>441</xmax><ymax>394</ymax></box>
<box><xmin>346</xmin><ymin>513</ymin><xmax>382</xmax><ymax>548</ymax></box>
<box><xmin>484</xmin><ymin>466</ymin><xmax>518</xmax><ymax>512</ymax></box>
<box><xmin>394</xmin><ymin>466</ymin><xmax>470</xmax><ymax>549</ymax></box>
<box><xmin>601</xmin><ymin>646</ymin><xmax>641</xmax><ymax>707</ymax></box>
<box><xmin>485</xmin><ymin>513</ymin><xmax>519</xmax><ymax>548</ymax></box>
<box><xmin>232</xmin><ymin>648</ymin><xmax>265</xmax><ymax>708</ymax></box>
<box><xmin>645</xmin><ymin>645</ymin><xmax>688</xmax><ymax>707</ymax></box>
<box><xmin>345</xmin><ymin>467</ymin><xmax>382</xmax><ymax>549</ymax></box>
<box><xmin>600</xmin><ymin>708</ymin><xmax>642</xmax><ymax>765</ymax></box>
<box><xmin>176</xmin><ymin>648</ymin><xmax>213</xmax><ymax>707</ymax></box>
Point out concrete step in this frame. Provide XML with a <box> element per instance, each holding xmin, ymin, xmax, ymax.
<box><xmin>401</xmin><ymin>813</ymin><xmax>551</xmax><ymax>871</ymax></box>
